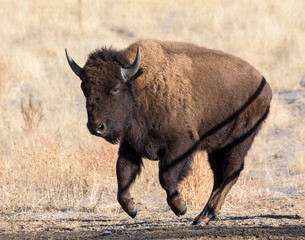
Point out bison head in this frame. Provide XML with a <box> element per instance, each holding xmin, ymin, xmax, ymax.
<box><xmin>65</xmin><ymin>47</ymin><xmax>141</xmax><ymax>144</ymax></box>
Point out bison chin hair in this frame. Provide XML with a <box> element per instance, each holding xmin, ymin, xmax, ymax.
<box><xmin>102</xmin><ymin>130</ymin><xmax>121</xmax><ymax>145</ymax></box>
<box><xmin>104</xmin><ymin>136</ymin><xmax>120</xmax><ymax>145</ymax></box>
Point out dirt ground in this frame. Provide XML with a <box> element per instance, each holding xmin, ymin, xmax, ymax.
<box><xmin>1</xmin><ymin>195</ymin><xmax>304</xmax><ymax>239</ymax></box>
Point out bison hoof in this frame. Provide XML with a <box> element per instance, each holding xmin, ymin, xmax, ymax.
<box><xmin>172</xmin><ymin>206</ymin><xmax>187</xmax><ymax>217</ymax></box>
<box><xmin>167</xmin><ymin>196</ymin><xmax>187</xmax><ymax>217</ymax></box>
<box><xmin>169</xmin><ymin>202</ymin><xmax>187</xmax><ymax>217</ymax></box>
<box><xmin>192</xmin><ymin>209</ymin><xmax>218</xmax><ymax>225</ymax></box>
<box><xmin>192</xmin><ymin>218</ymin><xmax>202</xmax><ymax>226</ymax></box>
<box><xmin>128</xmin><ymin>207</ymin><xmax>137</xmax><ymax>218</ymax></box>
<box><xmin>118</xmin><ymin>195</ymin><xmax>137</xmax><ymax>218</ymax></box>
<box><xmin>178</xmin><ymin>206</ymin><xmax>187</xmax><ymax>217</ymax></box>
<box><xmin>192</xmin><ymin>216</ymin><xmax>211</xmax><ymax>226</ymax></box>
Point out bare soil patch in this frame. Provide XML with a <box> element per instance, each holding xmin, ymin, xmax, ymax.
<box><xmin>1</xmin><ymin>196</ymin><xmax>304</xmax><ymax>239</ymax></box>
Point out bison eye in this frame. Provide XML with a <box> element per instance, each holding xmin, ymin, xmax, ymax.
<box><xmin>110</xmin><ymin>87</ymin><xmax>120</xmax><ymax>95</ymax></box>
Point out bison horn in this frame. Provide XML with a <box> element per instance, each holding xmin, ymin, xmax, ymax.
<box><xmin>65</xmin><ymin>48</ymin><xmax>83</xmax><ymax>77</ymax></box>
<box><xmin>121</xmin><ymin>46</ymin><xmax>141</xmax><ymax>81</ymax></box>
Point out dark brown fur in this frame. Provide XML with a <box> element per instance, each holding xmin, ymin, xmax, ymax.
<box><xmin>72</xmin><ymin>39</ymin><xmax>272</xmax><ymax>225</ymax></box>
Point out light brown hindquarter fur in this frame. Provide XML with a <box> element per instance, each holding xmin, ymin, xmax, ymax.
<box><xmin>124</xmin><ymin>40</ymin><xmax>271</xmax><ymax>154</ymax></box>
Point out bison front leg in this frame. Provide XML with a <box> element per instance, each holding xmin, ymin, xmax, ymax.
<box><xmin>159</xmin><ymin>141</ymin><xmax>194</xmax><ymax>217</ymax></box>
<box><xmin>116</xmin><ymin>140</ymin><xmax>142</xmax><ymax>218</ymax></box>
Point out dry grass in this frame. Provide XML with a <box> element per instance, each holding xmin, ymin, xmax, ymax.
<box><xmin>0</xmin><ymin>62</ymin><xmax>7</xmax><ymax>97</ymax></box>
<box><xmin>0</xmin><ymin>0</ymin><xmax>304</xmax><ymax>217</ymax></box>
<box><xmin>179</xmin><ymin>152</ymin><xmax>213</xmax><ymax>207</ymax></box>
<box><xmin>20</xmin><ymin>94</ymin><xmax>45</xmax><ymax>132</ymax></box>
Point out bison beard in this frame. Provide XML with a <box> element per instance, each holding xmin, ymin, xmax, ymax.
<box><xmin>65</xmin><ymin>39</ymin><xmax>272</xmax><ymax>225</ymax></box>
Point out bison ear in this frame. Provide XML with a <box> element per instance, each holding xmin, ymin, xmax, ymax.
<box><xmin>65</xmin><ymin>49</ymin><xmax>83</xmax><ymax>78</ymax></box>
<box><xmin>121</xmin><ymin>46</ymin><xmax>141</xmax><ymax>82</ymax></box>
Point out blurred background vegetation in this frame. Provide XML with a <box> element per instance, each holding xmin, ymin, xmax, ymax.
<box><xmin>0</xmin><ymin>0</ymin><xmax>304</xmax><ymax>215</ymax></box>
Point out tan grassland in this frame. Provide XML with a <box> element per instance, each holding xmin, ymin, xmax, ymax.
<box><xmin>0</xmin><ymin>0</ymin><xmax>304</xmax><ymax>224</ymax></box>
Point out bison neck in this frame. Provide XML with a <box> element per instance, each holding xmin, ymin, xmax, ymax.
<box><xmin>123</xmin><ymin>110</ymin><xmax>166</xmax><ymax>160</ymax></box>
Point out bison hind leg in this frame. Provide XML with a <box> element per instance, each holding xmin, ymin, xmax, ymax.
<box><xmin>193</xmin><ymin>123</ymin><xmax>263</xmax><ymax>225</ymax></box>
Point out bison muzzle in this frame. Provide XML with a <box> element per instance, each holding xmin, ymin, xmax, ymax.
<box><xmin>65</xmin><ymin>39</ymin><xmax>272</xmax><ymax>225</ymax></box>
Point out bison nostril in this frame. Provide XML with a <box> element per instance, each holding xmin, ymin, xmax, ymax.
<box><xmin>87</xmin><ymin>122</ymin><xmax>107</xmax><ymax>136</ymax></box>
<box><xmin>97</xmin><ymin>123</ymin><xmax>106</xmax><ymax>134</ymax></box>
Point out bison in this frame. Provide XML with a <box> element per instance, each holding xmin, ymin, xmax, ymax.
<box><xmin>65</xmin><ymin>39</ymin><xmax>272</xmax><ymax>225</ymax></box>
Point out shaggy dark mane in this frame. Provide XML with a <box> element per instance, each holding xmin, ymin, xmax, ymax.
<box><xmin>88</xmin><ymin>47</ymin><xmax>129</xmax><ymax>67</ymax></box>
